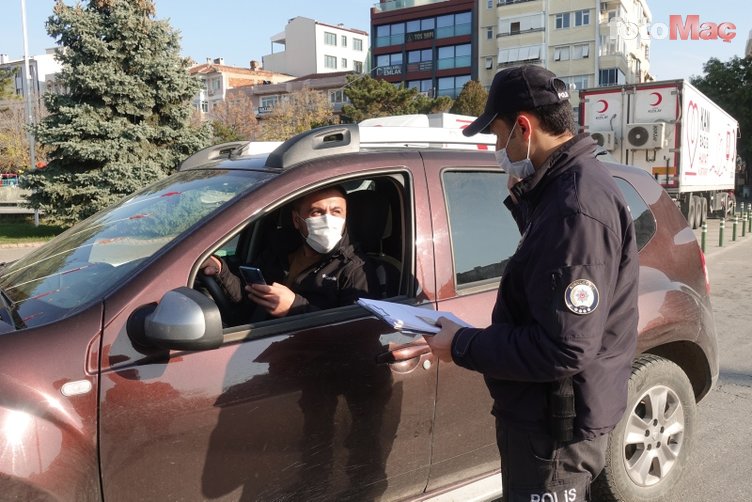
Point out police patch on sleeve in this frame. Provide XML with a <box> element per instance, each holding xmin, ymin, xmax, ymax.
<box><xmin>564</xmin><ymin>279</ymin><xmax>599</xmax><ymax>315</ymax></box>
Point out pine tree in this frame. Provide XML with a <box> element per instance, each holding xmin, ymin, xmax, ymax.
<box><xmin>341</xmin><ymin>74</ymin><xmax>453</xmax><ymax>122</ymax></box>
<box><xmin>451</xmin><ymin>80</ymin><xmax>488</xmax><ymax>117</ymax></box>
<box><xmin>21</xmin><ymin>0</ymin><xmax>210</xmax><ymax>225</ymax></box>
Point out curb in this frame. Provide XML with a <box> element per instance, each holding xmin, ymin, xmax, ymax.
<box><xmin>0</xmin><ymin>241</ymin><xmax>47</xmax><ymax>249</ymax></box>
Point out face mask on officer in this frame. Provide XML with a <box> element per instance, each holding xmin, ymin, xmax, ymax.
<box><xmin>495</xmin><ymin>119</ymin><xmax>535</xmax><ymax>180</ymax></box>
<box><xmin>300</xmin><ymin>213</ymin><xmax>345</xmax><ymax>254</ymax></box>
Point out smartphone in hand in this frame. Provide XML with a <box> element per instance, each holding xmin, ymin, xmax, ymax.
<box><xmin>238</xmin><ymin>266</ymin><xmax>267</xmax><ymax>286</ymax></box>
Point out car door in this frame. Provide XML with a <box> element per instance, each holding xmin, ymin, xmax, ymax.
<box><xmin>97</xmin><ymin>159</ymin><xmax>439</xmax><ymax>501</ymax></box>
<box><xmin>421</xmin><ymin>152</ymin><xmax>520</xmax><ymax>489</ymax></box>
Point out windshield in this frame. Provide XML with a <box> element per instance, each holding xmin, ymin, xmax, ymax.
<box><xmin>0</xmin><ymin>169</ymin><xmax>272</xmax><ymax>330</ymax></box>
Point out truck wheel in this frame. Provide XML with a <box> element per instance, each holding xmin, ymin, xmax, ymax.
<box><xmin>592</xmin><ymin>355</ymin><xmax>696</xmax><ymax>502</ymax></box>
<box><xmin>699</xmin><ymin>198</ymin><xmax>708</xmax><ymax>226</ymax></box>
<box><xmin>692</xmin><ymin>196</ymin><xmax>703</xmax><ymax>230</ymax></box>
<box><xmin>686</xmin><ymin>199</ymin><xmax>696</xmax><ymax>229</ymax></box>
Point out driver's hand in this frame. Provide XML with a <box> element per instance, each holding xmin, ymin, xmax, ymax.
<box><xmin>201</xmin><ymin>256</ymin><xmax>222</xmax><ymax>276</ymax></box>
<box><xmin>247</xmin><ymin>282</ymin><xmax>296</xmax><ymax>317</ymax></box>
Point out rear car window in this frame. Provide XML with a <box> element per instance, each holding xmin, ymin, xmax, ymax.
<box><xmin>614</xmin><ymin>177</ymin><xmax>656</xmax><ymax>250</ymax></box>
<box><xmin>443</xmin><ymin>170</ymin><xmax>520</xmax><ymax>287</ymax></box>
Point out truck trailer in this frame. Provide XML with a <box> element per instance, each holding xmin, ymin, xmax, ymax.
<box><xmin>580</xmin><ymin>80</ymin><xmax>739</xmax><ymax>228</ymax></box>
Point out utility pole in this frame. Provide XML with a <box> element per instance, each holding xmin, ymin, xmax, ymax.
<box><xmin>20</xmin><ymin>0</ymin><xmax>37</xmax><ymax>173</ymax></box>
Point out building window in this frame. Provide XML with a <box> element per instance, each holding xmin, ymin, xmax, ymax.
<box><xmin>487</xmin><ymin>0</ymin><xmax>493</xmax><ymax>7</ymax></box>
<box><xmin>325</xmin><ymin>55</ymin><xmax>337</xmax><ymax>69</ymax></box>
<box><xmin>375</xmin><ymin>22</ymin><xmax>405</xmax><ymax>47</ymax></box>
<box><xmin>436</xmin><ymin>11</ymin><xmax>472</xmax><ymax>39</ymax></box>
<box><xmin>341</xmin><ymin>58</ymin><xmax>348</xmax><ymax>68</ymax></box>
<box><xmin>354</xmin><ymin>38</ymin><xmax>363</xmax><ymax>51</ymax></box>
<box><xmin>575</xmin><ymin>9</ymin><xmax>590</xmax><ymax>26</ymax></box>
<box><xmin>554</xmin><ymin>46</ymin><xmax>570</xmax><ymax>61</ymax></box>
<box><xmin>599</xmin><ymin>68</ymin><xmax>624</xmax><ymax>86</ymax></box>
<box><xmin>325</xmin><ymin>32</ymin><xmax>337</xmax><ymax>46</ymax></box>
<box><xmin>437</xmin><ymin>44</ymin><xmax>471</xmax><ymax>70</ymax></box>
<box><xmin>437</xmin><ymin>74</ymin><xmax>471</xmax><ymax>98</ymax></box>
<box><xmin>573</xmin><ymin>43</ymin><xmax>590</xmax><ymax>59</ymax></box>
<box><xmin>341</xmin><ymin>35</ymin><xmax>347</xmax><ymax>47</ymax></box>
<box><xmin>487</xmin><ymin>27</ymin><xmax>494</xmax><ymax>39</ymax></box>
<box><xmin>354</xmin><ymin>60</ymin><xmax>363</xmax><ymax>73</ymax></box>
<box><xmin>200</xmin><ymin>101</ymin><xmax>208</xmax><ymax>113</ymax></box>
<box><xmin>562</xmin><ymin>74</ymin><xmax>589</xmax><ymax>91</ymax></box>
<box><xmin>408</xmin><ymin>78</ymin><xmax>433</xmax><ymax>96</ymax></box>
<box><xmin>500</xmin><ymin>13</ymin><xmax>544</xmax><ymax>35</ymax></box>
<box><xmin>499</xmin><ymin>45</ymin><xmax>543</xmax><ymax>64</ymax></box>
<box><xmin>485</xmin><ymin>57</ymin><xmax>494</xmax><ymax>69</ymax></box>
<box><xmin>376</xmin><ymin>53</ymin><xmax>403</xmax><ymax>68</ymax></box>
<box><xmin>329</xmin><ymin>89</ymin><xmax>346</xmax><ymax>104</ymax></box>
<box><xmin>555</xmin><ymin>12</ymin><xmax>570</xmax><ymax>29</ymax></box>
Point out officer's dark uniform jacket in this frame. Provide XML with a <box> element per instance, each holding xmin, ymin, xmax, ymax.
<box><xmin>216</xmin><ymin>230</ymin><xmax>375</xmax><ymax>317</ymax></box>
<box><xmin>452</xmin><ymin>133</ymin><xmax>639</xmax><ymax>440</ymax></box>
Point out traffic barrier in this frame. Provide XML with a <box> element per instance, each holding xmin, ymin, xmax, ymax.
<box><xmin>733</xmin><ymin>217</ymin><xmax>738</xmax><ymax>241</ymax></box>
<box><xmin>701</xmin><ymin>221</ymin><xmax>707</xmax><ymax>252</ymax></box>
<box><xmin>719</xmin><ymin>218</ymin><xmax>725</xmax><ymax>247</ymax></box>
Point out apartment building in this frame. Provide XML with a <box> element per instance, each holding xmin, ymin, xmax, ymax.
<box><xmin>371</xmin><ymin>0</ymin><xmax>477</xmax><ymax>99</ymax></box>
<box><xmin>262</xmin><ymin>17</ymin><xmax>369</xmax><ymax>77</ymax></box>
<box><xmin>189</xmin><ymin>58</ymin><xmax>294</xmax><ymax>116</ymax></box>
<box><xmin>0</xmin><ymin>49</ymin><xmax>62</xmax><ymax>100</ymax></box>
<box><xmin>480</xmin><ymin>0</ymin><xmax>652</xmax><ymax>111</ymax></box>
<box><xmin>746</xmin><ymin>29</ymin><xmax>752</xmax><ymax>58</ymax></box>
<box><xmin>229</xmin><ymin>71</ymin><xmax>354</xmax><ymax>119</ymax></box>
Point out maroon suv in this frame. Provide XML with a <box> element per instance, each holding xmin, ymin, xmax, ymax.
<box><xmin>0</xmin><ymin>124</ymin><xmax>717</xmax><ymax>501</ymax></box>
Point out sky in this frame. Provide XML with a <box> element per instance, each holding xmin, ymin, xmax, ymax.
<box><xmin>0</xmin><ymin>0</ymin><xmax>749</xmax><ymax>81</ymax></box>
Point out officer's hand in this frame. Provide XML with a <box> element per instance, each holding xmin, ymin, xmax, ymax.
<box><xmin>424</xmin><ymin>317</ymin><xmax>462</xmax><ymax>363</ymax></box>
<box><xmin>247</xmin><ymin>282</ymin><xmax>296</xmax><ymax>317</ymax></box>
<box><xmin>200</xmin><ymin>256</ymin><xmax>222</xmax><ymax>276</ymax></box>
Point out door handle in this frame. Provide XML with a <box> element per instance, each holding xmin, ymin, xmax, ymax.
<box><xmin>377</xmin><ymin>342</ymin><xmax>432</xmax><ymax>364</ymax></box>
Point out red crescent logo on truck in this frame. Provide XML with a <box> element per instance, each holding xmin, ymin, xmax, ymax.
<box><xmin>650</xmin><ymin>92</ymin><xmax>663</xmax><ymax>106</ymax></box>
<box><xmin>597</xmin><ymin>100</ymin><xmax>608</xmax><ymax>113</ymax></box>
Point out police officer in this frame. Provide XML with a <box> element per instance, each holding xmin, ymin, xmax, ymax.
<box><xmin>425</xmin><ymin>65</ymin><xmax>639</xmax><ymax>502</ymax></box>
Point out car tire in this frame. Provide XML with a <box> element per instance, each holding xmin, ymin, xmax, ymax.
<box><xmin>592</xmin><ymin>354</ymin><xmax>696</xmax><ymax>502</ymax></box>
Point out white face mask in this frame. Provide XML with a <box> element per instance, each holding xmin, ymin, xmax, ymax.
<box><xmin>302</xmin><ymin>213</ymin><xmax>346</xmax><ymax>254</ymax></box>
<box><xmin>495</xmin><ymin>121</ymin><xmax>535</xmax><ymax>180</ymax></box>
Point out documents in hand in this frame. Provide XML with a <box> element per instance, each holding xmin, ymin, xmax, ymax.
<box><xmin>357</xmin><ymin>298</ymin><xmax>473</xmax><ymax>335</ymax></box>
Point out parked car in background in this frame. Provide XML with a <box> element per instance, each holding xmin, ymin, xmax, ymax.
<box><xmin>0</xmin><ymin>121</ymin><xmax>717</xmax><ymax>501</ymax></box>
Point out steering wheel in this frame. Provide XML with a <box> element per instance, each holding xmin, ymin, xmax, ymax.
<box><xmin>196</xmin><ymin>272</ymin><xmax>234</xmax><ymax>314</ymax></box>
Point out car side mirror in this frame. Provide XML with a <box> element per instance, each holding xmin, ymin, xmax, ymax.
<box><xmin>127</xmin><ymin>287</ymin><xmax>223</xmax><ymax>351</ymax></box>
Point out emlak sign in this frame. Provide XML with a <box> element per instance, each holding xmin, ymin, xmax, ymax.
<box><xmin>610</xmin><ymin>15</ymin><xmax>737</xmax><ymax>43</ymax></box>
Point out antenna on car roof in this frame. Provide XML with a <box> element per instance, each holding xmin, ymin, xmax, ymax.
<box><xmin>265</xmin><ymin>125</ymin><xmax>360</xmax><ymax>169</ymax></box>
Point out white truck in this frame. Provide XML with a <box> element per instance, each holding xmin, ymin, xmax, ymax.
<box><xmin>579</xmin><ymin>80</ymin><xmax>739</xmax><ymax>228</ymax></box>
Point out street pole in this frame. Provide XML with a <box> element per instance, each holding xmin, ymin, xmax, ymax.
<box><xmin>20</xmin><ymin>0</ymin><xmax>37</xmax><ymax>173</ymax></box>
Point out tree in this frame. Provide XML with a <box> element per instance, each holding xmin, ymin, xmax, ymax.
<box><xmin>258</xmin><ymin>87</ymin><xmax>337</xmax><ymax>141</ymax></box>
<box><xmin>210</xmin><ymin>93</ymin><xmax>260</xmax><ymax>143</ymax></box>
<box><xmin>451</xmin><ymin>80</ymin><xmax>487</xmax><ymax>117</ymax></box>
<box><xmin>341</xmin><ymin>74</ymin><xmax>453</xmax><ymax>122</ymax></box>
<box><xmin>691</xmin><ymin>57</ymin><xmax>752</xmax><ymax>186</ymax></box>
<box><xmin>21</xmin><ymin>0</ymin><xmax>210</xmax><ymax>226</ymax></box>
<box><xmin>0</xmin><ymin>68</ymin><xmax>17</xmax><ymax>101</ymax></box>
<box><xmin>0</xmin><ymin>101</ymin><xmax>47</xmax><ymax>173</ymax></box>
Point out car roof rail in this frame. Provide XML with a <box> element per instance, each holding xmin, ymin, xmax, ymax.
<box><xmin>265</xmin><ymin>123</ymin><xmax>495</xmax><ymax>170</ymax></box>
<box><xmin>266</xmin><ymin>125</ymin><xmax>360</xmax><ymax>169</ymax></box>
<box><xmin>180</xmin><ymin>140</ymin><xmax>283</xmax><ymax>171</ymax></box>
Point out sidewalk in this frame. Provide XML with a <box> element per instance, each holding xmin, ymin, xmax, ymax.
<box><xmin>693</xmin><ymin>213</ymin><xmax>752</xmax><ymax>258</ymax></box>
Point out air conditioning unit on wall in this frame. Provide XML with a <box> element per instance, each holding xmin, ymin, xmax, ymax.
<box><xmin>625</xmin><ymin>122</ymin><xmax>667</xmax><ymax>150</ymax></box>
<box><xmin>591</xmin><ymin>131</ymin><xmax>616</xmax><ymax>150</ymax></box>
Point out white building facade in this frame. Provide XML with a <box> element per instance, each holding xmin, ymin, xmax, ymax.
<box><xmin>478</xmin><ymin>0</ymin><xmax>653</xmax><ymax>112</ymax></box>
<box><xmin>0</xmin><ymin>49</ymin><xmax>62</xmax><ymax>99</ymax></box>
<box><xmin>262</xmin><ymin>17</ymin><xmax>369</xmax><ymax>77</ymax></box>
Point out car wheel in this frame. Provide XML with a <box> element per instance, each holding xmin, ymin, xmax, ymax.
<box><xmin>592</xmin><ymin>354</ymin><xmax>696</xmax><ymax>502</ymax></box>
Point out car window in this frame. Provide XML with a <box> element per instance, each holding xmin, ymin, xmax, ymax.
<box><xmin>0</xmin><ymin>169</ymin><xmax>271</xmax><ymax>330</ymax></box>
<box><xmin>614</xmin><ymin>177</ymin><xmax>656</xmax><ymax>250</ymax></box>
<box><xmin>443</xmin><ymin>170</ymin><xmax>519</xmax><ymax>287</ymax></box>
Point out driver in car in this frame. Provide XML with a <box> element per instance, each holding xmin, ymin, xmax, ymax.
<box><xmin>201</xmin><ymin>186</ymin><xmax>377</xmax><ymax>318</ymax></box>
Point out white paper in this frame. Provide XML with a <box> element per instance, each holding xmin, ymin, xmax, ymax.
<box><xmin>357</xmin><ymin>298</ymin><xmax>473</xmax><ymax>335</ymax></box>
